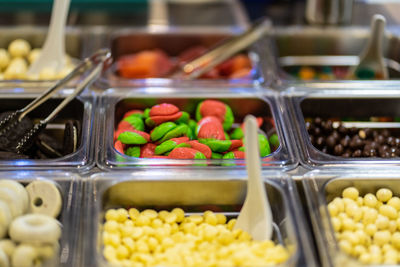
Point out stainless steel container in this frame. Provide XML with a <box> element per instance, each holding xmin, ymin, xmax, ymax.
<box><xmin>0</xmin><ymin>26</ymin><xmax>84</xmax><ymax>87</ymax></box>
<box><xmin>96</xmin><ymin>28</ymin><xmax>271</xmax><ymax>88</ymax></box>
<box><xmin>270</xmin><ymin>26</ymin><xmax>400</xmax><ymax>83</ymax></box>
<box><xmin>82</xmin><ymin>170</ymin><xmax>317</xmax><ymax>267</ymax></box>
<box><xmin>0</xmin><ymin>171</ymin><xmax>81</xmax><ymax>267</ymax></box>
<box><xmin>0</xmin><ymin>87</ymin><xmax>95</xmax><ymax>171</ymax></box>
<box><xmin>283</xmin><ymin>82</ymin><xmax>400</xmax><ymax>169</ymax></box>
<box><xmin>96</xmin><ymin>87</ymin><xmax>297</xmax><ymax>170</ymax></box>
<box><xmin>302</xmin><ymin>169</ymin><xmax>400</xmax><ymax>267</ymax></box>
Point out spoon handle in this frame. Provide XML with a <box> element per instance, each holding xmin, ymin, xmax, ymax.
<box><xmin>362</xmin><ymin>14</ymin><xmax>386</xmax><ymax>61</ymax></box>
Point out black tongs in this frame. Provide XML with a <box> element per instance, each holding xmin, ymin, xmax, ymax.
<box><xmin>169</xmin><ymin>18</ymin><xmax>272</xmax><ymax>79</ymax></box>
<box><xmin>0</xmin><ymin>49</ymin><xmax>111</xmax><ymax>154</ymax></box>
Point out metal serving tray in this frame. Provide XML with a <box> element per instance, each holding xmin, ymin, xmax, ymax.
<box><xmin>282</xmin><ymin>83</ymin><xmax>400</xmax><ymax>169</ymax></box>
<box><xmin>0</xmin><ymin>171</ymin><xmax>81</xmax><ymax>267</ymax></box>
<box><xmin>96</xmin><ymin>87</ymin><xmax>296</xmax><ymax>170</ymax></box>
<box><xmin>82</xmin><ymin>170</ymin><xmax>317</xmax><ymax>267</ymax></box>
<box><xmin>302</xmin><ymin>169</ymin><xmax>400</xmax><ymax>267</ymax></box>
<box><xmin>97</xmin><ymin>28</ymin><xmax>270</xmax><ymax>88</ymax></box>
<box><xmin>270</xmin><ymin>26</ymin><xmax>400</xmax><ymax>83</ymax></box>
<box><xmin>0</xmin><ymin>87</ymin><xmax>95</xmax><ymax>171</ymax></box>
<box><xmin>0</xmin><ymin>26</ymin><xmax>85</xmax><ymax>87</ymax></box>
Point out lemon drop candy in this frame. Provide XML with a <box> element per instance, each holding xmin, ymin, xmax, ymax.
<box><xmin>3</xmin><ymin>57</ymin><xmax>27</xmax><ymax>80</ymax></box>
<box><xmin>343</xmin><ymin>187</ymin><xmax>359</xmax><ymax>200</ymax></box>
<box><xmin>28</xmin><ymin>48</ymin><xmax>41</xmax><ymax>64</ymax></box>
<box><xmin>377</xmin><ymin>188</ymin><xmax>393</xmax><ymax>202</ymax></box>
<box><xmin>0</xmin><ymin>49</ymin><xmax>10</xmax><ymax>70</ymax></box>
<box><xmin>8</xmin><ymin>39</ymin><xmax>31</xmax><ymax>58</ymax></box>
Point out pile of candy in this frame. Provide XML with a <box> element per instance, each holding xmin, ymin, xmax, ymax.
<box><xmin>329</xmin><ymin>187</ymin><xmax>400</xmax><ymax>264</ymax></box>
<box><xmin>0</xmin><ymin>179</ymin><xmax>62</xmax><ymax>267</ymax></box>
<box><xmin>0</xmin><ymin>39</ymin><xmax>75</xmax><ymax>80</ymax></box>
<box><xmin>114</xmin><ymin>100</ymin><xmax>278</xmax><ymax>160</ymax></box>
<box><xmin>306</xmin><ymin>117</ymin><xmax>400</xmax><ymax>158</ymax></box>
<box><xmin>102</xmin><ymin>208</ymin><xmax>289</xmax><ymax>266</ymax></box>
<box><xmin>117</xmin><ymin>47</ymin><xmax>252</xmax><ymax>79</ymax></box>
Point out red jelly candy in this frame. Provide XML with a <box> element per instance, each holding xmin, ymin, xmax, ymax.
<box><xmin>232</xmin><ymin>150</ymin><xmax>245</xmax><ymax>159</ymax></box>
<box><xmin>149</xmin><ymin>112</ymin><xmax>183</xmax><ymax>125</ymax></box>
<box><xmin>168</xmin><ymin>147</ymin><xmax>202</xmax><ymax>159</ymax></box>
<box><xmin>197</xmin><ymin>116</ymin><xmax>225</xmax><ymax>140</ymax></box>
<box><xmin>229</xmin><ymin>140</ymin><xmax>243</xmax><ymax>151</ymax></box>
<box><xmin>114</xmin><ymin>140</ymin><xmax>125</xmax><ymax>154</ymax></box>
<box><xmin>150</xmin><ymin>103</ymin><xmax>180</xmax><ymax>116</ymax></box>
<box><xmin>170</xmin><ymin>136</ymin><xmax>190</xmax><ymax>144</ymax></box>
<box><xmin>187</xmin><ymin>140</ymin><xmax>212</xmax><ymax>159</ymax></box>
<box><xmin>199</xmin><ymin>100</ymin><xmax>226</xmax><ymax>123</ymax></box>
<box><xmin>123</xmin><ymin>110</ymin><xmax>143</xmax><ymax>118</ymax></box>
<box><xmin>140</xmin><ymin>143</ymin><xmax>157</xmax><ymax>158</ymax></box>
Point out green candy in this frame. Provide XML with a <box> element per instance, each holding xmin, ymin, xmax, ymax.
<box><xmin>175</xmin><ymin>111</ymin><xmax>189</xmax><ymax>124</ymax></box>
<box><xmin>125</xmin><ymin>146</ymin><xmax>141</xmax><ymax>157</ymax></box>
<box><xmin>194</xmin><ymin>152</ymin><xmax>206</xmax><ymax>159</ymax></box>
<box><xmin>230</xmin><ymin>128</ymin><xmax>244</xmax><ymax>140</ymax></box>
<box><xmin>186</xmin><ymin>126</ymin><xmax>195</xmax><ymax>140</ymax></box>
<box><xmin>211</xmin><ymin>152</ymin><xmax>223</xmax><ymax>159</ymax></box>
<box><xmin>159</xmin><ymin>124</ymin><xmax>188</xmax><ymax>143</ymax></box>
<box><xmin>155</xmin><ymin>140</ymin><xmax>176</xmax><ymax>155</ymax></box>
<box><xmin>145</xmin><ymin>117</ymin><xmax>156</xmax><ymax>128</ymax></box>
<box><xmin>123</xmin><ymin>115</ymin><xmax>144</xmax><ymax>131</ymax></box>
<box><xmin>176</xmin><ymin>143</ymin><xmax>190</xmax><ymax>149</ymax></box>
<box><xmin>269</xmin><ymin>133</ymin><xmax>280</xmax><ymax>149</ymax></box>
<box><xmin>222</xmin><ymin>105</ymin><xmax>234</xmax><ymax>131</ymax></box>
<box><xmin>118</xmin><ymin>132</ymin><xmax>147</xmax><ymax>145</ymax></box>
<box><xmin>224</xmin><ymin>132</ymin><xmax>230</xmax><ymax>140</ymax></box>
<box><xmin>258</xmin><ymin>134</ymin><xmax>271</xmax><ymax>157</ymax></box>
<box><xmin>150</xmin><ymin>122</ymin><xmax>177</xmax><ymax>141</ymax></box>
<box><xmin>198</xmin><ymin>139</ymin><xmax>231</xmax><ymax>153</ymax></box>
<box><xmin>143</xmin><ymin>108</ymin><xmax>151</xmax><ymax>119</ymax></box>
<box><xmin>238</xmin><ymin>146</ymin><xmax>245</xmax><ymax>152</ymax></box>
<box><xmin>188</xmin><ymin>119</ymin><xmax>197</xmax><ymax>134</ymax></box>
<box><xmin>222</xmin><ymin>152</ymin><xmax>235</xmax><ymax>159</ymax></box>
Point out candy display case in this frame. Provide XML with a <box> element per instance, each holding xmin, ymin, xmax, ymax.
<box><xmin>97</xmin><ymin>28</ymin><xmax>271</xmax><ymax>88</ymax></box>
<box><xmin>0</xmin><ymin>87</ymin><xmax>95</xmax><ymax>171</ymax></box>
<box><xmin>282</xmin><ymin>83</ymin><xmax>400</xmax><ymax>169</ymax></box>
<box><xmin>96</xmin><ymin>87</ymin><xmax>297</xmax><ymax>170</ymax></box>
<box><xmin>270</xmin><ymin>26</ymin><xmax>400</xmax><ymax>83</ymax></box>
<box><xmin>0</xmin><ymin>171</ymin><xmax>81</xmax><ymax>267</ymax></box>
<box><xmin>302</xmin><ymin>169</ymin><xmax>400</xmax><ymax>267</ymax></box>
<box><xmin>0</xmin><ymin>26</ymin><xmax>84</xmax><ymax>86</ymax></box>
<box><xmin>82</xmin><ymin>170</ymin><xmax>317</xmax><ymax>267</ymax></box>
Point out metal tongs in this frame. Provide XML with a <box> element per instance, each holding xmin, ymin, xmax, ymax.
<box><xmin>169</xmin><ymin>17</ymin><xmax>272</xmax><ymax>79</ymax></box>
<box><xmin>0</xmin><ymin>49</ymin><xmax>111</xmax><ymax>154</ymax></box>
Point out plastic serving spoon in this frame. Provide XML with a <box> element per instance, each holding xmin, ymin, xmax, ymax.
<box><xmin>234</xmin><ymin>115</ymin><xmax>273</xmax><ymax>241</ymax></box>
<box><xmin>27</xmin><ymin>0</ymin><xmax>71</xmax><ymax>76</ymax></box>
<box><xmin>347</xmin><ymin>14</ymin><xmax>388</xmax><ymax>80</ymax></box>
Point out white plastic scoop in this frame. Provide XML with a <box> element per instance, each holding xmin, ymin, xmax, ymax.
<box><xmin>347</xmin><ymin>14</ymin><xmax>388</xmax><ymax>80</ymax></box>
<box><xmin>234</xmin><ymin>115</ymin><xmax>273</xmax><ymax>241</ymax></box>
<box><xmin>27</xmin><ymin>0</ymin><xmax>71</xmax><ymax>76</ymax></box>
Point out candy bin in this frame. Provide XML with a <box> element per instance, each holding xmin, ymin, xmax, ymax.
<box><xmin>83</xmin><ymin>170</ymin><xmax>317</xmax><ymax>267</ymax></box>
<box><xmin>97</xmin><ymin>87</ymin><xmax>297</xmax><ymax>169</ymax></box>
<box><xmin>303</xmin><ymin>169</ymin><xmax>400</xmax><ymax>267</ymax></box>
<box><xmin>0</xmin><ymin>87</ymin><xmax>95</xmax><ymax>171</ymax></box>
<box><xmin>0</xmin><ymin>171</ymin><xmax>81</xmax><ymax>267</ymax></box>
<box><xmin>283</xmin><ymin>83</ymin><xmax>400</xmax><ymax>168</ymax></box>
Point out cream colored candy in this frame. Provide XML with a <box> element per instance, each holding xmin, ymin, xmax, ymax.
<box><xmin>11</xmin><ymin>244</ymin><xmax>38</xmax><ymax>267</ymax></box>
<box><xmin>0</xmin><ymin>49</ymin><xmax>10</xmax><ymax>70</ymax></box>
<box><xmin>3</xmin><ymin>57</ymin><xmax>27</xmax><ymax>80</ymax></box>
<box><xmin>9</xmin><ymin>214</ymin><xmax>61</xmax><ymax>244</ymax></box>
<box><xmin>0</xmin><ymin>240</ymin><xmax>15</xmax><ymax>258</ymax></box>
<box><xmin>0</xmin><ymin>248</ymin><xmax>9</xmax><ymax>267</ymax></box>
<box><xmin>26</xmin><ymin>180</ymin><xmax>62</xmax><ymax>218</ymax></box>
<box><xmin>8</xmin><ymin>39</ymin><xmax>31</xmax><ymax>58</ymax></box>
<box><xmin>28</xmin><ymin>48</ymin><xmax>41</xmax><ymax>64</ymax></box>
<box><xmin>0</xmin><ymin>188</ymin><xmax>23</xmax><ymax>218</ymax></box>
<box><xmin>0</xmin><ymin>200</ymin><xmax>12</xmax><ymax>238</ymax></box>
<box><xmin>0</xmin><ymin>179</ymin><xmax>29</xmax><ymax>214</ymax></box>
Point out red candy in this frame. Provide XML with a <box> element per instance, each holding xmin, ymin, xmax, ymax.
<box><xmin>150</xmin><ymin>103</ymin><xmax>179</xmax><ymax>116</ymax></box>
<box><xmin>187</xmin><ymin>140</ymin><xmax>212</xmax><ymax>159</ymax></box>
<box><xmin>123</xmin><ymin>110</ymin><xmax>143</xmax><ymax>118</ymax></box>
<box><xmin>170</xmin><ymin>136</ymin><xmax>189</xmax><ymax>144</ymax></box>
<box><xmin>197</xmin><ymin>116</ymin><xmax>225</xmax><ymax>140</ymax></box>
<box><xmin>168</xmin><ymin>147</ymin><xmax>201</xmax><ymax>159</ymax></box>
<box><xmin>151</xmin><ymin>155</ymin><xmax>169</xmax><ymax>159</ymax></box>
<box><xmin>140</xmin><ymin>143</ymin><xmax>157</xmax><ymax>158</ymax></box>
<box><xmin>232</xmin><ymin>150</ymin><xmax>245</xmax><ymax>159</ymax></box>
<box><xmin>199</xmin><ymin>100</ymin><xmax>226</xmax><ymax>123</ymax></box>
<box><xmin>149</xmin><ymin>112</ymin><xmax>183</xmax><ymax>125</ymax></box>
<box><xmin>114</xmin><ymin>121</ymin><xmax>135</xmax><ymax>141</ymax></box>
<box><xmin>114</xmin><ymin>140</ymin><xmax>125</xmax><ymax>154</ymax></box>
<box><xmin>229</xmin><ymin>140</ymin><xmax>243</xmax><ymax>151</ymax></box>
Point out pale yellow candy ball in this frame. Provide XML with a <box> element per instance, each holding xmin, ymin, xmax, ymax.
<box><xmin>8</xmin><ymin>39</ymin><xmax>31</xmax><ymax>58</ymax></box>
<box><xmin>0</xmin><ymin>49</ymin><xmax>10</xmax><ymax>70</ymax></box>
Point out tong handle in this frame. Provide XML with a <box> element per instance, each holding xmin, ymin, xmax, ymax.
<box><xmin>175</xmin><ymin>18</ymin><xmax>272</xmax><ymax>79</ymax></box>
<box><xmin>18</xmin><ymin>49</ymin><xmax>111</xmax><ymax>121</ymax></box>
